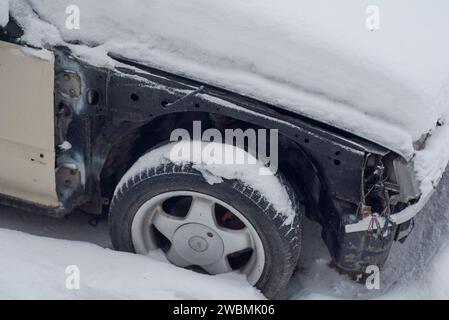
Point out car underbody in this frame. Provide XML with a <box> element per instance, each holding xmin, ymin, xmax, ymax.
<box><xmin>0</xmin><ymin>17</ymin><xmax>422</xmax><ymax>276</ymax></box>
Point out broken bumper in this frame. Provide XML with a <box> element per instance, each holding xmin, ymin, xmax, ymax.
<box><xmin>345</xmin><ymin>123</ymin><xmax>449</xmax><ymax>234</ymax></box>
<box><xmin>344</xmin><ymin>187</ymin><xmax>434</xmax><ymax>233</ymax></box>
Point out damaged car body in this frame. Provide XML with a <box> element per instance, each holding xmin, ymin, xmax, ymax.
<box><xmin>0</xmin><ymin>18</ymin><xmax>428</xmax><ymax>297</ymax></box>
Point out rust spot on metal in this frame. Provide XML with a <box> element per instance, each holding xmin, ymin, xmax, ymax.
<box><xmin>360</xmin><ymin>204</ymin><xmax>372</xmax><ymax>219</ymax></box>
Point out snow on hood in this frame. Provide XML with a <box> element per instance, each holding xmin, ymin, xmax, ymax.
<box><xmin>0</xmin><ymin>0</ymin><xmax>8</xmax><ymax>27</ymax></box>
<box><xmin>7</xmin><ymin>0</ymin><xmax>449</xmax><ymax>160</ymax></box>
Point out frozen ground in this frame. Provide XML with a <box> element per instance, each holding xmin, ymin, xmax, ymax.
<box><xmin>1</xmin><ymin>170</ymin><xmax>449</xmax><ymax>299</ymax></box>
<box><xmin>0</xmin><ymin>207</ymin><xmax>262</xmax><ymax>299</ymax></box>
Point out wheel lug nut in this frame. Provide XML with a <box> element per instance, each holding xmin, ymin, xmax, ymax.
<box><xmin>207</xmin><ymin>232</ymin><xmax>213</xmax><ymax>238</ymax></box>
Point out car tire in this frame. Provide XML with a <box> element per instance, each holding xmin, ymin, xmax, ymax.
<box><xmin>109</xmin><ymin>154</ymin><xmax>302</xmax><ymax>298</ymax></box>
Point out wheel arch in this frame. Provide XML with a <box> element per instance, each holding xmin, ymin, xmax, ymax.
<box><xmin>97</xmin><ymin>110</ymin><xmax>323</xmax><ymax>221</ymax></box>
<box><xmin>54</xmin><ymin>51</ymin><xmax>383</xmax><ymax>219</ymax></box>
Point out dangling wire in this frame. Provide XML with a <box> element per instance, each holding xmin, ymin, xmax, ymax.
<box><xmin>367</xmin><ymin>213</ymin><xmax>382</xmax><ymax>237</ymax></box>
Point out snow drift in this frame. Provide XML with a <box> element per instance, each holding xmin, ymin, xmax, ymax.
<box><xmin>0</xmin><ymin>228</ymin><xmax>262</xmax><ymax>299</ymax></box>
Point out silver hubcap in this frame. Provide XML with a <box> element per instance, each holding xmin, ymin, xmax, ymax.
<box><xmin>131</xmin><ymin>191</ymin><xmax>265</xmax><ymax>284</ymax></box>
<box><xmin>173</xmin><ymin>223</ymin><xmax>224</xmax><ymax>265</ymax></box>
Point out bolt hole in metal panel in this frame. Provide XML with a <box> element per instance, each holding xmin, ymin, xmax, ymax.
<box><xmin>0</xmin><ymin>41</ymin><xmax>58</xmax><ymax>207</ymax></box>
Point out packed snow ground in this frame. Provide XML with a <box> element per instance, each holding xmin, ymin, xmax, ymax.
<box><xmin>1</xmin><ymin>171</ymin><xmax>449</xmax><ymax>299</ymax></box>
<box><xmin>0</xmin><ymin>208</ymin><xmax>262</xmax><ymax>299</ymax></box>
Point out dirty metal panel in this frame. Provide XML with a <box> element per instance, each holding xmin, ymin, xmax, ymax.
<box><xmin>0</xmin><ymin>41</ymin><xmax>58</xmax><ymax>207</ymax></box>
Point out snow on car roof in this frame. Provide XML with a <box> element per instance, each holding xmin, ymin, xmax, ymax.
<box><xmin>4</xmin><ymin>0</ymin><xmax>449</xmax><ymax>159</ymax></box>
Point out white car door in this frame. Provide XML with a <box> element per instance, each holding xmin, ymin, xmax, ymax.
<box><xmin>0</xmin><ymin>40</ymin><xmax>59</xmax><ymax>207</ymax></box>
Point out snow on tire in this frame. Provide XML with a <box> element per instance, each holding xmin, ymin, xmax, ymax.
<box><xmin>109</xmin><ymin>147</ymin><xmax>302</xmax><ymax>298</ymax></box>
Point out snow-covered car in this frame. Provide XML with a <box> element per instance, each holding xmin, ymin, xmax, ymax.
<box><xmin>1</xmin><ymin>1</ymin><xmax>449</xmax><ymax>298</ymax></box>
